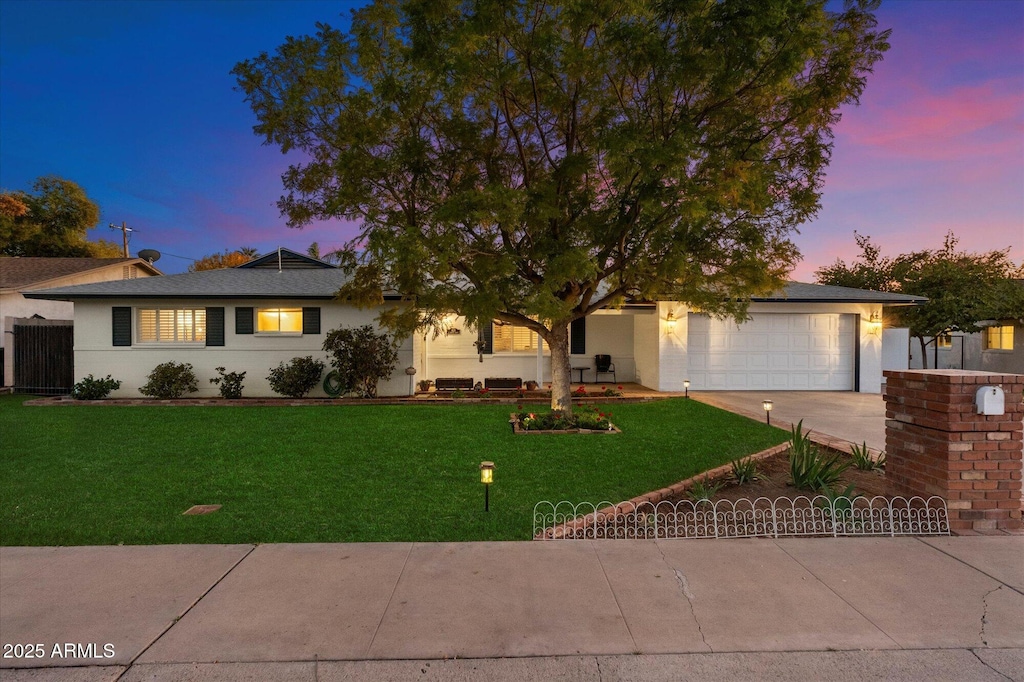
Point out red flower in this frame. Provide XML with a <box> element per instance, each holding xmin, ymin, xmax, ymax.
<box><xmin>617</xmin><ymin>385</ymin><xmax>623</xmax><ymax>390</ymax></box>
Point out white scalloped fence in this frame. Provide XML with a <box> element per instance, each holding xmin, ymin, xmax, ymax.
<box><xmin>533</xmin><ymin>495</ymin><xmax>950</xmax><ymax>540</ymax></box>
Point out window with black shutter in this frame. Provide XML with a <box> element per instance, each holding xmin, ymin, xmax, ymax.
<box><xmin>570</xmin><ymin>317</ymin><xmax>586</xmax><ymax>355</ymax></box>
<box><xmin>112</xmin><ymin>307</ymin><xmax>132</xmax><ymax>346</ymax></box>
<box><xmin>302</xmin><ymin>307</ymin><xmax>321</xmax><ymax>335</ymax></box>
<box><xmin>235</xmin><ymin>307</ymin><xmax>254</xmax><ymax>335</ymax></box>
<box><xmin>206</xmin><ymin>307</ymin><xmax>225</xmax><ymax>346</ymax></box>
<box><xmin>477</xmin><ymin>322</ymin><xmax>493</xmax><ymax>354</ymax></box>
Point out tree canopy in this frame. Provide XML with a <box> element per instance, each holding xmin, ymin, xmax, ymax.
<box><xmin>816</xmin><ymin>232</ymin><xmax>1024</xmax><ymax>367</ymax></box>
<box><xmin>189</xmin><ymin>249</ymin><xmax>256</xmax><ymax>272</ymax></box>
<box><xmin>0</xmin><ymin>176</ymin><xmax>122</xmax><ymax>257</ymax></box>
<box><xmin>234</xmin><ymin>0</ymin><xmax>890</xmax><ymax>411</ymax></box>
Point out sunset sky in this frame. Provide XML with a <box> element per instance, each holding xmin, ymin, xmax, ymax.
<box><xmin>1</xmin><ymin>0</ymin><xmax>1021</xmax><ymax>278</ymax></box>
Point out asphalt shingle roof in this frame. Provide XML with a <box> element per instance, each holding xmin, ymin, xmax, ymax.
<box><xmin>0</xmin><ymin>257</ymin><xmax>159</xmax><ymax>290</ymax></box>
<box><xmin>24</xmin><ymin>270</ymin><xmax>926</xmax><ymax>306</ymax></box>
<box><xmin>22</xmin><ymin>268</ymin><xmax>355</xmax><ymax>300</ymax></box>
<box><xmin>757</xmin><ymin>282</ymin><xmax>927</xmax><ymax>304</ymax></box>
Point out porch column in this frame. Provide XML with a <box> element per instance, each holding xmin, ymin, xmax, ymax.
<box><xmin>657</xmin><ymin>302</ymin><xmax>687</xmax><ymax>392</ymax></box>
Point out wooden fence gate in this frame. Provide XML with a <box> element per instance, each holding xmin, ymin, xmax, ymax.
<box><xmin>13</xmin><ymin>319</ymin><xmax>74</xmax><ymax>395</ymax></box>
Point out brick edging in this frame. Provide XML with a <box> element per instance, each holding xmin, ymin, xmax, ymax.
<box><xmin>534</xmin><ymin>441</ymin><xmax>791</xmax><ymax>540</ymax></box>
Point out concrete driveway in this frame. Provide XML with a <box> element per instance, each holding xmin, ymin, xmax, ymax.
<box><xmin>692</xmin><ymin>391</ymin><xmax>887</xmax><ymax>451</ymax></box>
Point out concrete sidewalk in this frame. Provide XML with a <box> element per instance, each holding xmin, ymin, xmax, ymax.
<box><xmin>2</xmin><ymin>537</ymin><xmax>1022</xmax><ymax>680</ymax></box>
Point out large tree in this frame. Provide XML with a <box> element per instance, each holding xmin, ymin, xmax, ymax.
<box><xmin>0</xmin><ymin>176</ymin><xmax>122</xmax><ymax>257</ymax></box>
<box><xmin>234</xmin><ymin>0</ymin><xmax>889</xmax><ymax>412</ymax></box>
<box><xmin>816</xmin><ymin>233</ymin><xmax>1024</xmax><ymax>368</ymax></box>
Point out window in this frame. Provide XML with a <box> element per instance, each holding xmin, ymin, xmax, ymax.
<box><xmin>936</xmin><ymin>335</ymin><xmax>952</xmax><ymax>349</ymax></box>
<box><xmin>138</xmin><ymin>308</ymin><xmax>206</xmax><ymax>343</ymax></box>
<box><xmin>984</xmin><ymin>325</ymin><xmax>1014</xmax><ymax>351</ymax></box>
<box><xmin>257</xmin><ymin>308</ymin><xmax>303</xmax><ymax>334</ymax></box>
<box><xmin>492</xmin><ymin>321</ymin><xmax>546</xmax><ymax>353</ymax></box>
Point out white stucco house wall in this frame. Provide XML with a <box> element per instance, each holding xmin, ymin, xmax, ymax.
<box><xmin>1</xmin><ymin>256</ymin><xmax>161</xmax><ymax>388</ymax></box>
<box><xmin>25</xmin><ymin>249</ymin><xmax>925</xmax><ymax>397</ymax></box>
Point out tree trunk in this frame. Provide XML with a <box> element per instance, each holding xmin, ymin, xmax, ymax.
<box><xmin>917</xmin><ymin>336</ymin><xmax>930</xmax><ymax>370</ymax></box>
<box><xmin>545</xmin><ymin>322</ymin><xmax>573</xmax><ymax>415</ymax></box>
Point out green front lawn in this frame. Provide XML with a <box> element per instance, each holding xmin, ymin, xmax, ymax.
<box><xmin>0</xmin><ymin>395</ymin><xmax>787</xmax><ymax>545</ymax></box>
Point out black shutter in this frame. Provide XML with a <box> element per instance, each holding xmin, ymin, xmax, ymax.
<box><xmin>302</xmin><ymin>307</ymin><xmax>321</xmax><ymax>335</ymax></box>
<box><xmin>235</xmin><ymin>307</ymin><xmax>254</xmax><ymax>335</ymax></box>
<box><xmin>570</xmin><ymin>317</ymin><xmax>586</xmax><ymax>355</ymax></box>
<box><xmin>206</xmin><ymin>307</ymin><xmax>225</xmax><ymax>346</ymax></box>
<box><xmin>478</xmin><ymin>322</ymin><xmax>493</xmax><ymax>354</ymax></box>
<box><xmin>112</xmin><ymin>307</ymin><xmax>131</xmax><ymax>346</ymax></box>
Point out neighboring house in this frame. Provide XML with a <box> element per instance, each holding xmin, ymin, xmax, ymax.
<box><xmin>24</xmin><ymin>248</ymin><xmax>924</xmax><ymax>397</ymax></box>
<box><xmin>905</xmin><ymin>322</ymin><xmax>1023</xmax><ymax>374</ymax></box>
<box><xmin>1</xmin><ymin>257</ymin><xmax>162</xmax><ymax>388</ymax></box>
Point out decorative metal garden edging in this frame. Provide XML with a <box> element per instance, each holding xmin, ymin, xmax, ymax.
<box><xmin>533</xmin><ymin>495</ymin><xmax>950</xmax><ymax>540</ymax></box>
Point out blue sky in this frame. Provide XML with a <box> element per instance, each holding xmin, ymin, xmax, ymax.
<box><xmin>1</xmin><ymin>0</ymin><xmax>1021</xmax><ymax>277</ymax></box>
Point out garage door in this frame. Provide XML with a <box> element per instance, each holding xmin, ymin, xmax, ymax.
<box><xmin>687</xmin><ymin>313</ymin><xmax>856</xmax><ymax>390</ymax></box>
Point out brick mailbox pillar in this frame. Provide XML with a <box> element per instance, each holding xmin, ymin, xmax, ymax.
<box><xmin>884</xmin><ymin>370</ymin><xmax>1023</xmax><ymax>533</ymax></box>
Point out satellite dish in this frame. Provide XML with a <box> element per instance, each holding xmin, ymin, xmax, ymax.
<box><xmin>138</xmin><ymin>249</ymin><xmax>161</xmax><ymax>263</ymax></box>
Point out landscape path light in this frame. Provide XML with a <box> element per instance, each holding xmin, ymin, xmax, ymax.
<box><xmin>480</xmin><ymin>461</ymin><xmax>495</xmax><ymax>512</ymax></box>
<box><xmin>762</xmin><ymin>400</ymin><xmax>774</xmax><ymax>425</ymax></box>
<box><xmin>684</xmin><ymin>379</ymin><xmax>690</xmax><ymax>399</ymax></box>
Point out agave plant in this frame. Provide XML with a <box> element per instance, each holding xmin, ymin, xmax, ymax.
<box><xmin>788</xmin><ymin>420</ymin><xmax>850</xmax><ymax>491</ymax></box>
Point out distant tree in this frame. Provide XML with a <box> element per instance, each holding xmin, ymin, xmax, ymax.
<box><xmin>0</xmin><ymin>176</ymin><xmax>119</xmax><ymax>257</ymax></box>
<box><xmin>235</xmin><ymin>0</ymin><xmax>890</xmax><ymax>413</ymax></box>
<box><xmin>189</xmin><ymin>249</ymin><xmax>255</xmax><ymax>272</ymax></box>
<box><xmin>816</xmin><ymin>233</ymin><xmax>1023</xmax><ymax>367</ymax></box>
<box><xmin>307</xmin><ymin>241</ymin><xmax>341</xmax><ymax>264</ymax></box>
<box><xmin>238</xmin><ymin>246</ymin><xmax>260</xmax><ymax>258</ymax></box>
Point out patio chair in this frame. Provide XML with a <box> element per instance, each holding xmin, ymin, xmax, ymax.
<box><xmin>594</xmin><ymin>354</ymin><xmax>616</xmax><ymax>383</ymax></box>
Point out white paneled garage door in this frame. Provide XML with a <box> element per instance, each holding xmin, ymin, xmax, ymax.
<box><xmin>688</xmin><ymin>313</ymin><xmax>856</xmax><ymax>391</ymax></box>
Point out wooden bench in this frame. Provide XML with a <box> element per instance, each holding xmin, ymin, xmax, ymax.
<box><xmin>485</xmin><ymin>377</ymin><xmax>523</xmax><ymax>390</ymax></box>
<box><xmin>435</xmin><ymin>377</ymin><xmax>475</xmax><ymax>391</ymax></box>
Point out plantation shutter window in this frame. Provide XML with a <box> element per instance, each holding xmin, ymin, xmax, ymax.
<box><xmin>491</xmin><ymin>320</ymin><xmax>546</xmax><ymax>353</ymax></box>
<box><xmin>136</xmin><ymin>308</ymin><xmax>206</xmax><ymax>343</ymax></box>
<box><xmin>112</xmin><ymin>307</ymin><xmax>132</xmax><ymax>346</ymax></box>
<box><xmin>235</xmin><ymin>307</ymin><xmax>254</xmax><ymax>335</ymax></box>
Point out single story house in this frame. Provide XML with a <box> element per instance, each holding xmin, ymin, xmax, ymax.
<box><xmin>1</xmin><ymin>256</ymin><xmax>162</xmax><ymax>389</ymax></box>
<box><xmin>904</xmin><ymin>321</ymin><xmax>1023</xmax><ymax>374</ymax></box>
<box><xmin>24</xmin><ymin>248</ymin><xmax>925</xmax><ymax>398</ymax></box>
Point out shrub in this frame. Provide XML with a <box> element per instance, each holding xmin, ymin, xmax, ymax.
<box><xmin>139</xmin><ymin>362</ymin><xmax>198</xmax><ymax>399</ymax></box>
<box><xmin>788</xmin><ymin>420</ymin><xmax>850</xmax><ymax>491</ymax></box>
<box><xmin>267</xmin><ymin>356</ymin><xmax>325</xmax><ymax>398</ymax></box>
<box><xmin>730</xmin><ymin>456</ymin><xmax>761</xmax><ymax>484</ymax></box>
<box><xmin>71</xmin><ymin>374</ymin><xmax>121</xmax><ymax>400</ymax></box>
<box><xmin>322</xmin><ymin>325</ymin><xmax>399</xmax><ymax>398</ymax></box>
<box><xmin>209</xmin><ymin>366</ymin><xmax>246</xmax><ymax>399</ymax></box>
<box><xmin>851</xmin><ymin>441</ymin><xmax>885</xmax><ymax>471</ymax></box>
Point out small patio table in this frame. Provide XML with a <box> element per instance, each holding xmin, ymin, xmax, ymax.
<box><xmin>571</xmin><ymin>366</ymin><xmax>589</xmax><ymax>383</ymax></box>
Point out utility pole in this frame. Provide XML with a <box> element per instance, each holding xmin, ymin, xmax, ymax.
<box><xmin>108</xmin><ymin>222</ymin><xmax>134</xmax><ymax>257</ymax></box>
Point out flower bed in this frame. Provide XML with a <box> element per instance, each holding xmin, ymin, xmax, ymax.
<box><xmin>509</xmin><ymin>406</ymin><xmax>620</xmax><ymax>434</ymax></box>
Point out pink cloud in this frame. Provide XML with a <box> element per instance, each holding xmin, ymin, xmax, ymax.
<box><xmin>836</xmin><ymin>80</ymin><xmax>1023</xmax><ymax>163</ymax></box>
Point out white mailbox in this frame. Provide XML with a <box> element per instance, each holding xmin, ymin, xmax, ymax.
<box><xmin>975</xmin><ymin>386</ymin><xmax>1005</xmax><ymax>416</ymax></box>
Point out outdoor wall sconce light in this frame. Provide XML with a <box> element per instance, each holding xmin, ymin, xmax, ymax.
<box><xmin>666</xmin><ymin>310</ymin><xmax>676</xmax><ymax>333</ymax></box>
<box><xmin>867</xmin><ymin>311</ymin><xmax>882</xmax><ymax>336</ymax></box>
<box><xmin>480</xmin><ymin>461</ymin><xmax>495</xmax><ymax>512</ymax></box>
<box><xmin>684</xmin><ymin>379</ymin><xmax>690</xmax><ymax>398</ymax></box>
<box><xmin>762</xmin><ymin>400</ymin><xmax>773</xmax><ymax>425</ymax></box>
